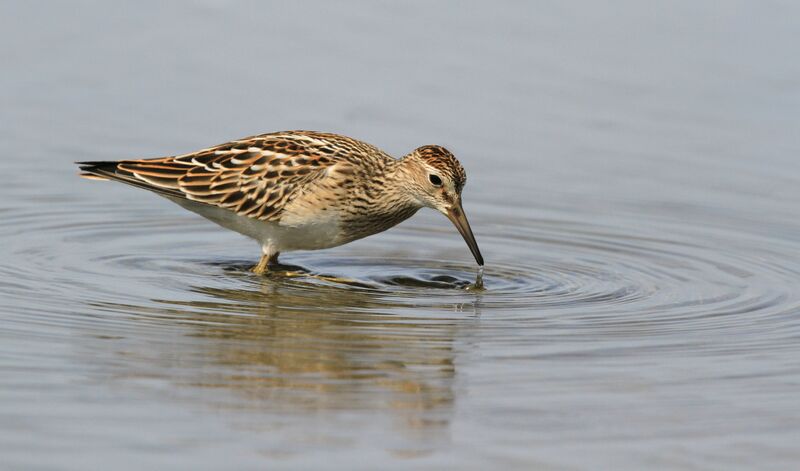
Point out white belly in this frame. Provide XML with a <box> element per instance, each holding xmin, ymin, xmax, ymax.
<box><xmin>167</xmin><ymin>197</ymin><xmax>343</xmax><ymax>253</ymax></box>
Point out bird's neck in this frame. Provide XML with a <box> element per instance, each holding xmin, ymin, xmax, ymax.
<box><xmin>371</xmin><ymin>158</ymin><xmax>423</xmax><ymax>213</ymax></box>
<box><xmin>336</xmin><ymin>159</ymin><xmax>422</xmax><ymax>241</ymax></box>
<box><xmin>384</xmin><ymin>156</ymin><xmax>425</xmax><ymax>208</ymax></box>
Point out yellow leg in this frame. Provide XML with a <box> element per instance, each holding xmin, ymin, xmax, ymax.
<box><xmin>251</xmin><ymin>253</ymin><xmax>363</xmax><ymax>286</ymax></box>
<box><xmin>252</xmin><ymin>252</ymin><xmax>279</xmax><ymax>275</ymax></box>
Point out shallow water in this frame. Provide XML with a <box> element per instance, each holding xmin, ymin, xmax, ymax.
<box><xmin>2</xmin><ymin>1</ymin><xmax>800</xmax><ymax>469</ymax></box>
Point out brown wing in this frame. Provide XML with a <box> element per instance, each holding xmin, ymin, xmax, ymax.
<box><xmin>78</xmin><ymin>131</ymin><xmax>379</xmax><ymax>221</ymax></box>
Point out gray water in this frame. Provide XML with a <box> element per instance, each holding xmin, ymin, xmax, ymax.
<box><xmin>2</xmin><ymin>1</ymin><xmax>799</xmax><ymax>469</ymax></box>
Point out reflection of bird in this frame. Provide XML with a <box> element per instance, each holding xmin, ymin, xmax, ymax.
<box><xmin>78</xmin><ymin>131</ymin><xmax>483</xmax><ymax>273</ymax></box>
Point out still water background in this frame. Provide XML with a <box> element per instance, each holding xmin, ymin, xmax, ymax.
<box><xmin>1</xmin><ymin>1</ymin><xmax>799</xmax><ymax>469</ymax></box>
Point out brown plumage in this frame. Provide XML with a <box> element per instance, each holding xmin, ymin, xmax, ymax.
<box><xmin>78</xmin><ymin>130</ymin><xmax>483</xmax><ymax>272</ymax></box>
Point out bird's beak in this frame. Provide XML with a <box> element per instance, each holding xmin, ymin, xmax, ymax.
<box><xmin>446</xmin><ymin>200</ymin><xmax>484</xmax><ymax>266</ymax></box>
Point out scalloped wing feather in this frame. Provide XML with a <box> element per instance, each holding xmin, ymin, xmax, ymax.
<box><xmin>85</xmin><ymin>131</ymin><xmax>377</xmax><ymax>222</ymax></box>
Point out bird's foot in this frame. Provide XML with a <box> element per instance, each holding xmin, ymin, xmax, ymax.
<box><xmin>251</xmin><ymin>252</ymin><xmax>280</xmax><ymax>275</ymax></box>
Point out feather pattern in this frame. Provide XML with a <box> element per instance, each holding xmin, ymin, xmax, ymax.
<box><xmin>79</xmin><ymin>131</ymin><xmax>394</xmax><ymax>223</ymax></box>
<box><xmin>76</xmin><ymin>130</ymin><xmax>482</xmax><ymax>267</ymax></box>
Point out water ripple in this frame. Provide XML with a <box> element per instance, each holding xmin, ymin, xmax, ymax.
<box><xmin>2</xmin><ymin>194</ymin><xmax>799</xmax><ymax>360</ymax></box>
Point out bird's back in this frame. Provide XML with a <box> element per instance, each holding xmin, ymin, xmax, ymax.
<box><xmin>78</xmin><ymin>130</ymin><xmax>395</xmax><ymax>223</ymax></box>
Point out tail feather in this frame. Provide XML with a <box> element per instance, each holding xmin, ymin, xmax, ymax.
<box><xmin>76</xmin><ymin>160</ymin><xmax>184</xmax><ymax>198</ymax></box>
<box><xmin>77</xmin><ymin>160</ymin><xmax>118</xmax><ymax>173</ymax></box>
<box><xmin>79</xmin><ymin>172</ymin><xmax>110</xmax><ymax>181</ymax></box>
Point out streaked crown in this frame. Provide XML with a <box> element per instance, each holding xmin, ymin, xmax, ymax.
<box><xmin>413</xmin><ymin>145</ymin><xmax>467</xmax><ymax>192</ymax></box>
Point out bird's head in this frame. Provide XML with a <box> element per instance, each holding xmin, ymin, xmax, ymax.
<box><xmin>400</xmin><ymin>145</ymin><xmax>483</xmax><ymax>266</ymax></box>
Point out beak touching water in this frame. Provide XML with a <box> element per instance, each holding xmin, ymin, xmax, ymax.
<box><xmin>446</xmin><ymin>201</ymin><xmax>484</xmax><ymax>266</ymax></box>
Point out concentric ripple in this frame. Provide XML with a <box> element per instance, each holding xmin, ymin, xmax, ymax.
<box><xmin>2</xmin><ymin>169</ymin><xmax>800</xmax><ymax>470</ymax></box>
<box><xmin>2</xmin><ymin>185</ymin><xmax>800</xmax><ymax>359</ymax></box>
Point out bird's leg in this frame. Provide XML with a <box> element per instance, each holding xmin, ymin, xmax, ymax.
<box><xmin>252</xmin><ymin>251</ymin><xmax>359</xmax><ymax>285</ymax></box>
<box><xmin>252</xmin><ymin>251</ymin><xmax>280</xmax><ymax>275</ymax></box>
<box><xmin>252</xmin><ymin>255</ymin><xmax>269</xmax><ymax>275</ymax></box>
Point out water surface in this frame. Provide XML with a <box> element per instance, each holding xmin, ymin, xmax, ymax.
<box><xmin>1</xmin><ymin>1</ymin><xmax>799</xmax><ymax>469</ymax></box>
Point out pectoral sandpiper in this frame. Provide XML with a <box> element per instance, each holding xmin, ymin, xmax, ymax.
<box><xmin>78</xmin><ymin>130</ymin><xmax>483</xmax><ymax>274</ymax></box>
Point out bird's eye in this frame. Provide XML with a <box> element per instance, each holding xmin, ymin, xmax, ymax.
<box><xmin>429</xmin><ymin>174</ymin><xmax>443</xmax><ymax>186</ymax></box>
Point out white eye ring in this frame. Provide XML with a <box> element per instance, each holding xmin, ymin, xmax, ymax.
<box><xmin>429</xmin><ymin>174</ymin><xmax>443</xmax><ymax>186</ymax></box>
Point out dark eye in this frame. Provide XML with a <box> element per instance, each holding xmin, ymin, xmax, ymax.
<box><xmin>429</xmin><ymin>174</ymin><xmax>443</xmax><ymax>186</ymax></box>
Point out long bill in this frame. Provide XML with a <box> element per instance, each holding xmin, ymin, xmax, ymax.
<box><xmin>446</xmin><ymin>201</ymin><xmax>484</xmax><ymax>266</ymax></box>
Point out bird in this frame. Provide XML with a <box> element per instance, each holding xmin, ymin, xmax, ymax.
<box><xmin>77</xmin><ymin>130</ymin><xmax>483</xmax><ymax>274</ymax></box>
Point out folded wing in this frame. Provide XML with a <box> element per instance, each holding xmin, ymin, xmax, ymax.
<box><xmin>78</xmin><ymin>131</ymin><xmax>353</xmax><ymax>222</ymax></box>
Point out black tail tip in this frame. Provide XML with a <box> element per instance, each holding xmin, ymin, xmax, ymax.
<box><xmin>75</xmin><ymin>160</ymin><xmax>118</xmax><ymax>172</ymax></box>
